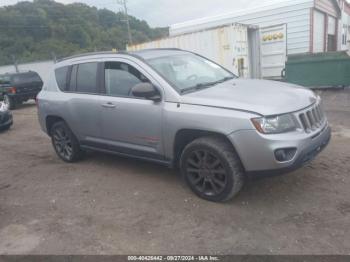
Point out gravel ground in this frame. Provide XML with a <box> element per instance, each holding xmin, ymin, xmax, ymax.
<box><xmin>0</xmin><ymin>89</ymin><xmax>349</xmax><ymax>255</ymax></box>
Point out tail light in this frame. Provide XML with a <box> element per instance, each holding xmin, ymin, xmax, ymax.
<box><xmin>8</xmin><ymin>87</ymin><xmax>16</xmax><ymax>94</ymax></box>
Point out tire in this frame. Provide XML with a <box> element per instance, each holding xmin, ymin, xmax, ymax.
<box><xmin>50</xmin><ymin>121</ymin><xmax>84</xmax><ymax>163</ymax></box>
<box><xmin>3</xmin><ymin>94</ymin><xmax>16</xmax><ymax>110</ymax></box>
<box><xmin>180</xmin><ymin>136</ymin><xmax>244</xmax><ymax>202</ymax></box>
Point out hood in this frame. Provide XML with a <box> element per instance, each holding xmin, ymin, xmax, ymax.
<box><xmin>180</xmin><ymin>79</ymin><xmax>317</xmax><ymax>116</ymax></box>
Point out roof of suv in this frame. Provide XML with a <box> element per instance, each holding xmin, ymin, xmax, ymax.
<box><xmin>0</xmin><ymin>71</ymin><xmax>39</xmax><ymax>77</ymax></box>
<box><xmin>57</xmin><ymin>48</ymin><xmax>190</xmax><ymax>64</ymax></box>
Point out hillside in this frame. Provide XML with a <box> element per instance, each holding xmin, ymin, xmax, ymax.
<box><xmin>0</xmin><ymin>0</ymin><xmax>168</xmax><ymax>66</ymax></box>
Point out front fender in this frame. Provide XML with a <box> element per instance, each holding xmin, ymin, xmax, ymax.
<box><xmin>162</xmin><ymin>102</ymin><xmax>258</xmax><ymax>160</ymax></box>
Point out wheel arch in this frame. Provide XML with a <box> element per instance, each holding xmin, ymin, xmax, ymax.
<box><xmin>46</xmin><ymin>115</ymin><xmax>66</xmax><ymax>136</ymax></box>
<box><xmin>173</xmin><ymin>129</ymin><xmax>242</xmax><ymax>169</ymax></box>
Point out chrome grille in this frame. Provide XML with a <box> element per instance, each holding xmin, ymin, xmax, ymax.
<box><xmin>298</xmin><ymin>103</ymin><xmax>325</xmax><ymax>132</ymax></box>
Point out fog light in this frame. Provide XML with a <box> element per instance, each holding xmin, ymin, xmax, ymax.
<box><xmin>275</xmin><ymin>148</ymin><xmax>297</xmax><ymax>162</ymax></box>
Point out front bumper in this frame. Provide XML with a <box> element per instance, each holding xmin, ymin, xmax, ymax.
<box><xmin>0</xmin><ymin>112</ymin><xmax>13</xmax><ymax>129</ymax></box>
<box><xmin>228</xmin><ymin>122</ymin><xmax>331</xmax><ymax>177</ymax></box>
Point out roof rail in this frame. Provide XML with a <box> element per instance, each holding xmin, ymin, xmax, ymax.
<box><xmin>132</xmin><ymin>48</ymin><xmax>183</xmax><ymax>52</ymax></box>
<box><xmin>56</xmin><ymin>48</ymin><xmax>184</xmax><ymax>63</ymax></box>
<box><xmin>56</xmin><ymin>51</ymin><xmax>125</xmax><ymax>63</ymax></box>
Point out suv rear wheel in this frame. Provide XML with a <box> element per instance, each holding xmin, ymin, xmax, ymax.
<box><xmin>180</xmin><ymin>136</ymin><xmax>244</xmax><ymax>202</ymax></box>
<box><xmin>50</xmin><ymin>121</ymin><xmax>84</xmax><ymax>162</ymax></box>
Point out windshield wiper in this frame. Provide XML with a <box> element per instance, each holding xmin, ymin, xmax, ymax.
<box><xmin>180</xmin><ymin>83</ymin><xmax>213</xmax><ymax>94</ymax></box>
<box><xmin>180</xmin><ymin>76</ymin><xmax>235</xmax><ymax>94</ymax></box>
<box><xmin>216</xmin><ymin>76</ymin><xmax>235</xmax><ymax>83</ymax></box>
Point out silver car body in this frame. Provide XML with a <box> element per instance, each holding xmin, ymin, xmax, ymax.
<box><xmin>37</xmin><ymin>49</ymin><xmax>331</xmax><ymax>174</ymax></box>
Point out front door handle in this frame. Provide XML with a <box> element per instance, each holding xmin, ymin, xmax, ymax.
<box><xmin>102</xmin><ymin>102</ymin><xmax>116</xmax><ymax>108</ymax></box>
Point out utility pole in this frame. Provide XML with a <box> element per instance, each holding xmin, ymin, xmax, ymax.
<box><xmin>51</xmin><ymin>52</ymin><xmax>57</xmax><ymax>63</ymax></box>
<box><xmin>117</xmin><ymin>0</ymin><xmax>133</xmax><ymax>45</ymax></box>
<box><xmin>11</xmin><ymin>55</ymin><xmax>19</xmax><ymax>73</ymax></box>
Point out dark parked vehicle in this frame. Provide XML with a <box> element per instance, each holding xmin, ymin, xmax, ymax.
<box><xmin>0</xmin><ymin>102</ymin><xmax>13</xmax><ymax>131</ymax></box>
<box><xmin>0</xmin><ymin>71</ymin><xmax>43</xmax><ymax>110</ymax></box>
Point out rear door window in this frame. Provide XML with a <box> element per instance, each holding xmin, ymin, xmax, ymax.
<box><xmin>76</xmin><ymin>63</ymin><xmax>99</xmax><ymax>94</ymax></box>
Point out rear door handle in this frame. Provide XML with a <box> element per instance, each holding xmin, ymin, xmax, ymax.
<box><xmin>102</xmin><ymin>102</ymin><xmax>116</xmax><ymax>108</ymax></box>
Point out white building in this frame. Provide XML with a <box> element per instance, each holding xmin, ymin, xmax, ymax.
<box><xmin>339</xmin><ymin>0</ymin><xmax>350</xmax><ymax>50</ymax></box>
<box><xmin>168</xmin><ymin>0</ymin><xmax>350</xmax><ymax>78</ymax></box>
<box><xmin>170</xmin><ymin>0</ymin><xmax>345</xmax><ymax>54</ymax></box>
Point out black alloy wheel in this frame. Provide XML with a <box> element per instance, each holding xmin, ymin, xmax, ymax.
<box><xmin>186</xmin><ymin>149</ymin><xmax>228</xmax><ymax>196</ymax></box>
<box><xmin>52</xmin><ymin>125</ymin><xmax>74</xmax><ymax>160</ymax></box>
<box><xmin>180</xmin><ymin>136</ymin><xmax>244</xmax><ymax>202</ymax></box>
<box><xmin>51</xmin><ymin>121</ymin><xmax>83</xmax><ymax>162</ymax></box>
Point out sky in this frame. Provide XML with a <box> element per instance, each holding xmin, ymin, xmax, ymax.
<box><xmin>1</xmin><ymin>0</ymin><xmax>348</xmax><ymax>27</ymax></box>
<box><xmin>0</xmin><ymin>0</ymin><xmax>291</xmax><ymax>27</ymax></box>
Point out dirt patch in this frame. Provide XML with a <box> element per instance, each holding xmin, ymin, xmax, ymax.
<box><xmin>0</xmin><ymin>224</ymin><xmax>41</xmax><ymax>254</ymax></box>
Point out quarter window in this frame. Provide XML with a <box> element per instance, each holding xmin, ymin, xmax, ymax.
<box><xmin>104</xmin><ymin>62</ymin><xmax>149</xmax><ymax>97</ymax></box>
<box><xmin>76</xmin><ymin>62</ymin><xmax>98</xmax><ymax>93</ymax></box>
<box><xmin>55</xmin><ymin>66</ymin><xmax>69</xmax><ymax>91</ymax></box>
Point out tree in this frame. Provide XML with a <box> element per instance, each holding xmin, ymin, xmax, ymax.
<box><xmin>0</xmin><ymin>0</ymin><xmax>169</xmax><ymax>66</ymax></box>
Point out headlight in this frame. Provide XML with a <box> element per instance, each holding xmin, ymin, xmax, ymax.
<box><xmin>251</xmin><ymin>114</ymin><xmax>297</xmax><ymax>134</ymax></box>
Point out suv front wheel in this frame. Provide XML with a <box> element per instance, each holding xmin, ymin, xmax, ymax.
<box><xmin>50</xmin><ymin>121</ymin><xmax>84</xmax><ymax>162</ymax></box>
<box><xmin>180</xmin><ymin>136</ymin><xmax>244</xmax><ymax>202</ymax></box>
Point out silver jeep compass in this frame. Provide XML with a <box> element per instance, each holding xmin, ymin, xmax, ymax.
<box><xmin>37</xmin><ymin>49</ymin><xmax>331</xmax><ymax>202</ymax></box>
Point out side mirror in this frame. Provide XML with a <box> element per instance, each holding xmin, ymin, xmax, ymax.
<box><xmin>131</xmin><ymin>82</ymin><xmax>161</xmax><ymax>102</ymax></box>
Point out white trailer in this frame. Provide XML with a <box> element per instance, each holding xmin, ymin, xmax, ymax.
<box><xmin>127</xmin><ymin>24</ymin><xmax>261</xmax><ymax>79</ymax></box>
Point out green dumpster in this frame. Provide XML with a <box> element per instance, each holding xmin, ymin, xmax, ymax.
<box><xmin>285</xmin><ymin>51</ymin><xmax>350</xmax><ymax>88</ymax></box>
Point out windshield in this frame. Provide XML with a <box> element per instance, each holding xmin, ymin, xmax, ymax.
<box><xmin>147</xmin><ymin>53</ymin><xmax>235</xmax><ymax>93</ymax></box>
